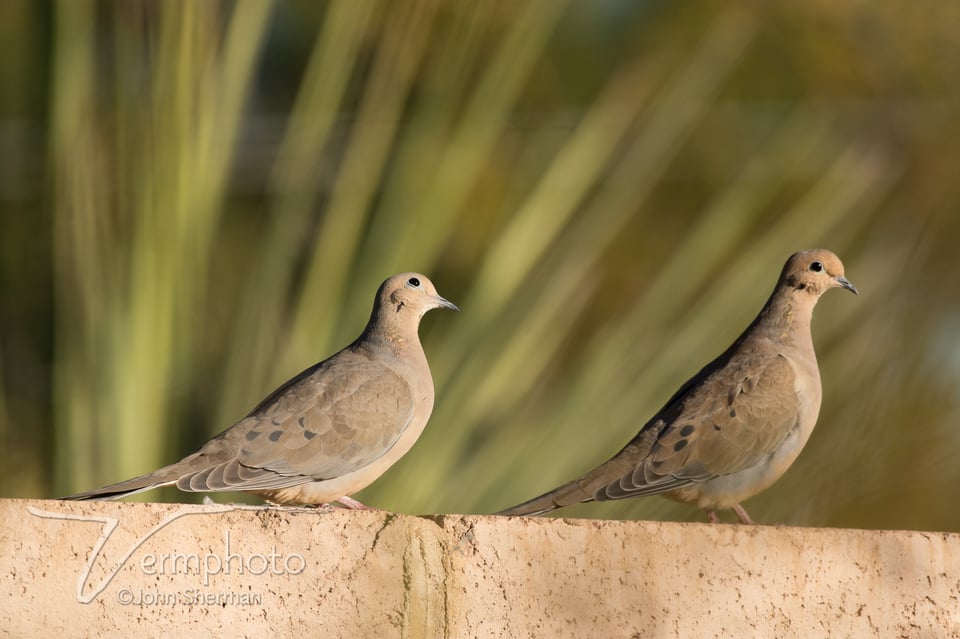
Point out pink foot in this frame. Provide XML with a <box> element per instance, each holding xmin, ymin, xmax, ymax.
<box><xmin>733</xmin><ymin>503</ymin><xmax>756</xmax><ymax>524</ymax></box>
<box><xmin>335</xmin><ymin>495</ymin><xmax>380</xmax><ymax>510</ymax></box>
<box><xmin>706</xmin><ymin>510</ymin><xmax>721</xmax><ymax>523</ymax></box>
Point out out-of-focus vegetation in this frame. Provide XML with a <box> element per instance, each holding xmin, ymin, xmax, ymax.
<box><xmin>1</xmin><ymin>0</ymin><xmax>958</xmax><ymax>530</ymax></box>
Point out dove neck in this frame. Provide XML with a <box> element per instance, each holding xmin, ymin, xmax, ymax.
<box><xmin>750</xmin><ymin>285</ymin><xmax>817</xmax><ymax>348</ymax></box>
<box><xmin>355</xmin><ymin>306</ymin><xmax>426</xmax><ymax>360</ymax></box>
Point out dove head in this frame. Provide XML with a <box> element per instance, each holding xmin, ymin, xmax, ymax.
<box><xmin>382</xmin><ymin>272</ymin><xmax>458</xmax><ymax>316</ymax></box>
<box><xmin>780</xmin><ymin>249</ymin><xmax>858</xmax><ymax>299</ymax></box>
<box><xmin>369</xmin><ymin>272</ymin><xmax>458</xmax><ymax>328</ymax></box>
<box><xmin>359</xmin><ymin>273</ymin><xmax>457</xmax><ymax>353</ymax></box>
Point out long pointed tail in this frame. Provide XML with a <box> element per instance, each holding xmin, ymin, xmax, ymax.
<box><xmin>495</xmin><ymin>479</ymin><xmax>594</xmax><ymax>516</ymax></box>
<box><xmin>61</xmin><ymin>471</ymin><xmax>176</xmax><ymax>501</ymax></box>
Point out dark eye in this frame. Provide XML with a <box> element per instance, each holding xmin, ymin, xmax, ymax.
<box><xmin>407</xmin><ymin>277</ymin><xmax>421</xmax><ymax>288</ymax></box>
<box><xmin>809</xmin><ymin>261</ymin><xmax>823</xmax><ymax>273</ymax></box>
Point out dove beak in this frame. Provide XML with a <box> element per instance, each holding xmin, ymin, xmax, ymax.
<box><xmin>434</xmin><ymin>295</ymin><xmax>460</xmax><ymax>312</ymax></box>
<box><xmin>835</xmin><ymin>276</ymin><xmax>859</xmax><ymax>295</ymax></box>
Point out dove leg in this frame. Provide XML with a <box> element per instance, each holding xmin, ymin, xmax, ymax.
<box><xmin>335</xmin><ymin>495</ymin><xmax>377</xmax><ymax>510</ymax></box>
<box><xmin>706</xmin><ymin>510</ymin><xmax>721</xmax><ymax>523</ymax></box>
<box><xmin>733</xmin><ymin>503</ymin><xmax>756</xmax><ymax>524</ymax></box>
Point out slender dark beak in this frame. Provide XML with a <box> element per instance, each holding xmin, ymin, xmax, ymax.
<box><xmin>836</xmin><ymin>276</ymin><xmax>859</xmax><ymax>295</ymax></box>
<box><xmin>434</xmin><ymin>295</ymin><xmax>459</xmax><ymax>312</ymax></box>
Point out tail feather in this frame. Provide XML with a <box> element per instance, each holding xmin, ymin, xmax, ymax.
<box><xmin>61</xmin><ymin>471</ymin><xmax>176</xmax><ymax>501</ymax></box>
<box><xmin>495</xmin><ymin>479</ymin><xmax>594</xmax><ymax>516</ymax></box>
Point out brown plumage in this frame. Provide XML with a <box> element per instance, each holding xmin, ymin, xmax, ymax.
<box><xmin>497</xmin><ymin>249</ymin><xmax>857</xmax><ymax>523</ymax></box>
<box><xmin>64</xmin><ymin>273</ymin><xmax>458</xmax><ymax>507</ymax></box>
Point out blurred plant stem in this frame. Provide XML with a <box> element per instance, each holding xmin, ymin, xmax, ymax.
<box><xmin>51</xmin><ymin>0</ymin><xmax>274</xmax><ymax>494</ymax></box>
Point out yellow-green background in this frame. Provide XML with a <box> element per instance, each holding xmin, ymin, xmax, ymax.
<box><xmin>1</xmin><ymin>0</ymin><xmax>958</xmax><ymax>530</ymax></box>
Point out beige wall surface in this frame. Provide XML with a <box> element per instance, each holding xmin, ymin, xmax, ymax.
<box><xmin>2</xmin><ymin>498</ymin><xmax>957</xmax><ymax>638</ymax></box>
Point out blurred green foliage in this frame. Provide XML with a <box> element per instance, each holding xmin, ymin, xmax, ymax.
<box><xmin>1</xmin><ymin>0</ymin><xmax>958</xmax><ymax>530</ymax></box>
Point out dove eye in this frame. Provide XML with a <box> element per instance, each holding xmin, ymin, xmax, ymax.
<box><xmin>406</xmin><ymin>277</ymin><xmax>421</xmax><ymax>288</ymax></box>
<box><xmin>809</xmin><ymin>261</ymin><xmax>823</xmax><ymax>273</ymax></box>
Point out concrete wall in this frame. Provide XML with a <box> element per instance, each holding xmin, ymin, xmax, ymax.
<box><xmin>3</xmin><ymin>498</ymin><xmax>957</xmax><ymax>637</ymax></box>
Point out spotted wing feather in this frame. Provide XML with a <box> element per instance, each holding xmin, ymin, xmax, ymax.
<box><xmin>595</xmin><ymin>351</ymin><xmax>798</xmax><ymax>500</ymax></box>
<box><xmin>174</xmin><ymin>352</ymin><xmax>415</xmax><ymax>493</ymax></box>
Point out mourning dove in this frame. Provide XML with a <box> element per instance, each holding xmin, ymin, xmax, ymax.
<box><xmin>64</xmin><ymin>273</ymin><xmax>458</xmax><ymax>508</ymax></box>
<box><xmin>497</xmin><ymin>249</ymin><xmax>857</xmax><ymax>523</ymax></box>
